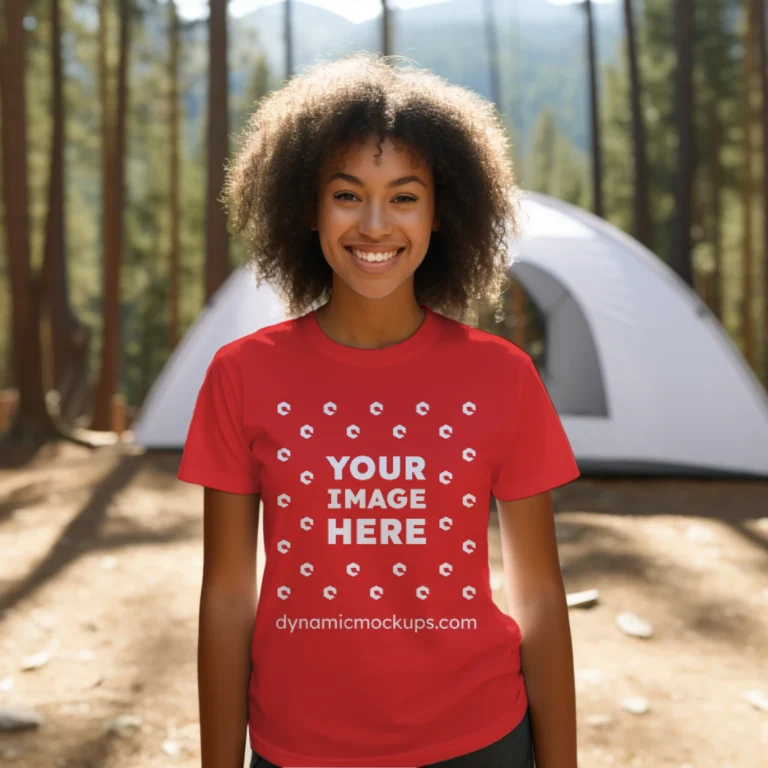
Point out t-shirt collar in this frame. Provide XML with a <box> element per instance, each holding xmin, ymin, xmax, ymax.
<box><xmin>299</xmin><ymin>304</ymin><xmax>442</xmax><ymax>368</ymax></box>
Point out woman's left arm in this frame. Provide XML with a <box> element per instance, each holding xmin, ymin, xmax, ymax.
<box><xmin>496</xmin><ymin>490</ymin><xmax>577</xmax><ymax>768</ymax></box>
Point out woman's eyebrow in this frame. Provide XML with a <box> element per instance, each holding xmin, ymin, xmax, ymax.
<box><xmin>327</xmin><ymin>171</ymin><xmax>426</xmax><ymax>189</ymax></box>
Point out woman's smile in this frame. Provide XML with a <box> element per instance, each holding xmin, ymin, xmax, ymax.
<box><xmin>344</xmin><ymin>245</ymin><xmax>406</xmax><ymax>274</ymax></box>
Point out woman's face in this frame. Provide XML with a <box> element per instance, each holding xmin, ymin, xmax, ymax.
<box><xmin>312</xmin><ymin>133</ymin><xmax>439</xmax><ymax>302</ymax></box>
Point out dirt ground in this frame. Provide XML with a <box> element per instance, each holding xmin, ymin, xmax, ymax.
<box><xmin>0</xmin><ymin>441</ymin><xmax>766</xmax><ymax>768</ymax></box>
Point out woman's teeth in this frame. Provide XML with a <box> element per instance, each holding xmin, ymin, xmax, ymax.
<box><xmin>351</xmin><ymin>248</ymin><xmax>401</xmax><ymax>263</ymax></box>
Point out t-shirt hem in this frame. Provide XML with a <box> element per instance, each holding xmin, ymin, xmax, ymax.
<box><xmin>177</xmin><ymin>464</ymin><xmax>260</xmax><ymax>495</ymax></box>
<box><xmin>247</xmin><ymin>692</ymin><xmax>528</xmax><ymax>768</ymax></box>
<box><xmin>492</xmin><ymin>463</ymin><xmax>581</xmax><ymax>502</ymax></box>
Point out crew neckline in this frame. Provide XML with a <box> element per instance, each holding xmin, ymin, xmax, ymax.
<box><xmin>299</xmin><ymin>304</ymin><xmax>442</xmax><ymax>368</ymax></box>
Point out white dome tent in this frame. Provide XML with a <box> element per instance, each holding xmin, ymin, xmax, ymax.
<box><xmin>131</xmin><ymin>192</ymin><xmax>768</xmax><ymax>478</ymax></box>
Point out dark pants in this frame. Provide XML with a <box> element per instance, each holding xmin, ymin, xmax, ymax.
<box><xmin>249</xmin><ymin>708</ymin><xmax>534</xmax><ymax>768</ymax></box>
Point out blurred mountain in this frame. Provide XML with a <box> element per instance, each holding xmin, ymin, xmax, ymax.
<box><xmin>181</xmin><ymin>0</ymin><xmax>625</xmax><ymax>156</ymax></box>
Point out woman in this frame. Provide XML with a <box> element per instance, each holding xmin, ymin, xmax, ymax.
<box><xmin>178</xmin><ymin>52</ymin><xmax>580</xmax><ymax>768</ymax></box>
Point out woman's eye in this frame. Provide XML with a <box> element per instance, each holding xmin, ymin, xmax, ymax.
<box><xmin>333</xmin><ymin>193</ymin><xmax>417</xmax><ymax>203</ymax></box>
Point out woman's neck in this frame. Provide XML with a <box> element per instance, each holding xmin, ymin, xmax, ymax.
<box><xmin>314</xmin><ymin>288</ymin><xmax>426</xmax><ymax>351</ymax></box>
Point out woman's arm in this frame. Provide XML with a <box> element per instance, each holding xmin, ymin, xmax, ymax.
<box><xmin>496</xmin><ymin>490</ymin><xmax>577</xmax><ymax>768</ymax></box>
<box><xmin>199</xmin><ymin>487</ymin><xmax>261</xmax><ymax>768</ymax></box>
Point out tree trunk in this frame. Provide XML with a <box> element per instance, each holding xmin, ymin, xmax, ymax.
<box><xmin>284</xmin><ymin>0</ymin><xmax>293</xmax><ymax>78</ymax></box>
<box><xmin>508</xmin><ymin>282</ymin><xmax>527</xmax><ymax>349</ymax></box>
<box><xmin>91</xmin><ymin>0</ymin><xmax>131</xmax><ymax>431</ymax></box>
<box><xmin>168</xmin><ymin>0</ymin><xmax>181</xmax><ymax>350</ymax></box>
<box><xmin>205</xmin><ymin>0</ymin><xmax>229</xmax><ymax>301</ymax></box>
<box><xmin>381</xmin><ymin>0</ymin><xmax>392</xmax><ymax>57</ymax></box>
<box><xmin>41</xmin><ymin>0</ymin><xmax>91</xmax><ymax>421</ymax></box>
<box><xmin>483</xmin><ymin>0</ymin><xmax>502</xmax><ymax>112</ymax></box>
<box><xmin>756</xmin><ymin>0</ymin><xmax>768</xmax><ymax>383</ymax></box>
<box><xmin>707</xmin><ymin>115</ymin><xmax>723</xmax><ymax>319</ymax></box>
<box><xmin>741</xmin><ymin>0</ymin><xmax>756</xmax><ymax>369</ymax></box>
<box><xmin>584</xmin><ymin>0</ymin><xmax>604</xmax><ymax>218</ymax></box>
<box><xmin>671</xmin><ymin>0</ymin><xmax>695</xmax><ymax>288</ymax></box>
<box><xmin>623</xmin><ymin>0</ymin><xmax>652</xmax><ymax>250</ymax></box>
<box><xmin>42</xmin><ymin>0</ymin><xmax>67</xmax><ymax>389</ymax></box>
<box><xmin>91</xmin><ymin>0</ymin><xmax>113</xmax><ymax>428</ymax></box>
<box><xmin>0</xmin><ymin>0</ymin><xmax>57</xmax><ymax>454</ymax></box>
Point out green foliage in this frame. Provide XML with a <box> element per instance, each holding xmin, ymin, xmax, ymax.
<box><xmin>526</xmin><ymin>107</ymin><xmax>590</xmax><ymax>208</ymax></box>
<box><xmin>599</xmin><ymin>0</ymin><xmax>761</xmax><ymax>360</ymax></box>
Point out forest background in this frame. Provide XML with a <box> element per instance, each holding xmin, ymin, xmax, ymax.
<box><xmin>1</xmin><ymin>0</ymin><xmax>766</xmax><ymax>444</ymax></box>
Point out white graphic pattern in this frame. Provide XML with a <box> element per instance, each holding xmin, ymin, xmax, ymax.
<box><xmin>273</xmin><ymin>398</ymin><xmax>482</xmax><ymax>605</ymax></box>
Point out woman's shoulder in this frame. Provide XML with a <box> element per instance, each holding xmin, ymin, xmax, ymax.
<box><xmin>210</xmin><ymin>313</ymin><xmax>308</xmax><ymax>370</ymax></box>
<box><xmin>436</xmin><ymin>312</ymin><xmax>533</xmax><ymax>371</ymax></box>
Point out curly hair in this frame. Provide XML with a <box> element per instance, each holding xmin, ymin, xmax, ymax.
<box><xmin>223</xmin><ymin>51</ymin><xmax>520</xmax><ymax>322</ymax></box>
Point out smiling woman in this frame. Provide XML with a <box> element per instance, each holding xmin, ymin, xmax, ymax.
<box><xmin>223</xmin><ymin>51</ymin><xmax>519</xmax><ymax>323</ymax></box>
<box><xmin>180</xmin><ymin>49</ymin><xmax>579</xmax><ymax>768</ymax></box>
<box><xmin>308</xmin><ymin>133</ymin><xmax>439</xmax><ymax>300</ymax></box>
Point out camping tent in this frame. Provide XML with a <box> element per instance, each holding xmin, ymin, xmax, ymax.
<box><xmin>131</xmin><ymin>192</ymin><xmax>768</xmax><ymax>478</ymax></box>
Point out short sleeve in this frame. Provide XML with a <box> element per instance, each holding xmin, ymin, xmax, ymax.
<box><xmin>491</xmin><ymin>354</ymin><xmax>580</xmax><ymax>501</ymax></box>
<box><xmin>177</xmin><ymin>348</ymin><xmax>261</xmax><ymax>495</ymax></box>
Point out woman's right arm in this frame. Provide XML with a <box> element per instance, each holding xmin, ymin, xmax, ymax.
<box><xmin>198</xmin><ymin>486</ymin><xmax>260</xmax><ymax>768</ymax></box>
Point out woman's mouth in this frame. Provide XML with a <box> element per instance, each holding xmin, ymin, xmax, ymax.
<box><xmin>344</xmin><ymin>246</ymin><xmax>406</xmax><ymax>275</ymax></box>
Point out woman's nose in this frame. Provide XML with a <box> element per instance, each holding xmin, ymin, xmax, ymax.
<box><xmin>357</xmin><ymin>202</ymin><xmax>392</xmax><ymax>237</ymax></box>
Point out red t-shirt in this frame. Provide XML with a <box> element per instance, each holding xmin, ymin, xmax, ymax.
<box><xmin>178</xmin><ymin>305</ymin><xmax>580</xmax><ymax>767</ymax></box>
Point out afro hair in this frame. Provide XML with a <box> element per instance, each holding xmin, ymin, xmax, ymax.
<box><xmin>223</xmin><ymin>51</ymin><xmax>521</xmax><ymax>323</ymax></box>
